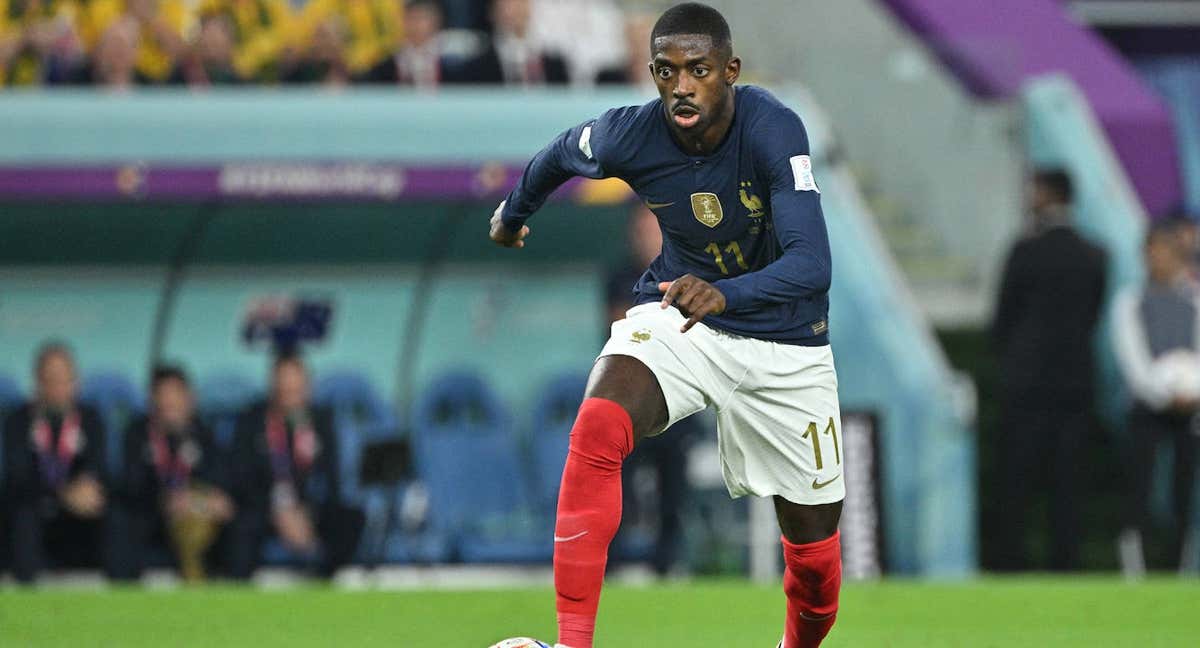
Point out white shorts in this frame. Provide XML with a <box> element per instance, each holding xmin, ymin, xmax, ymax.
<box><xmin>599</xmin><ymin>303</ymin><xmax>845</xmax><ymax>505</ymax></box>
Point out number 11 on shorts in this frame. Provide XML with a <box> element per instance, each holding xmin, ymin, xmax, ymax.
<box><xmin>802</xmin><ymin>417</ymin><xmax>840</xmax><ymax>470</ymax></box>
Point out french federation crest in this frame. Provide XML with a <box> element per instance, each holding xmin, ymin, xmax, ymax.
<box><xmin>690</xmin><ymin>192</ymin><xmax>723</xmax><ymax>228</ymax></box>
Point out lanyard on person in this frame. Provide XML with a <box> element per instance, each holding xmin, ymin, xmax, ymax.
<box><xmin>30</xmin><ymin>409</ymin><xmax>81</xmax><ymax>489</ymax></box>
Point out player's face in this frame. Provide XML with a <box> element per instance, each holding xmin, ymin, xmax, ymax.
<box><xmin>36</xmin><ymin>351</ymin><xmax>77</xmax><ymax>411</ymax></box>
<box><xmin>153</xmin><ymin>378</ymin><xmax>194</xmax><ymax>430</ymax></box>
<box><xmin>649</xmin><ymin>34</ymin><xmax>740</xmax><ymax>133</ymax></box>
<box><xmin>272</xmin><ymin>361</ymin><xmax>310</xmax><ymax>413</ymax></box>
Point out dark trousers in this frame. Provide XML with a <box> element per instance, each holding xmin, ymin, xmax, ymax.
<box><xmin>6</xmin><ymin>499</ymin><xmax>107</xmax><ymax>583</ymax></box>
<box><xmin>616</xmin><ymin>414</ymin><xmax>695</xmax><ymax>575</ymax></box>
<box><xmin>225</xmin><ymin>503</ymin><xmax>365</xmax><ymax>579</ymax></box>
<box><xmin>1125</xmin><ymin>405</ymin><xmax>1197</xmax><ymax>569</ymax></box>
<box><xmin>107</xmin><ymin>502</ymin><xmax>226</xmax><ymax>580</ymax></box>
<box><xmin>992</xmin><ymin>400</ymin><xmax>1091</xmax><ymax>571</ymax></box>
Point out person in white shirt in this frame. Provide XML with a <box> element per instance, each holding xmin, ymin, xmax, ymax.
<box><xmin>1112</xmin><ymin>222</ymin><xmax>1200</xmax><ymax>577</ymax></box>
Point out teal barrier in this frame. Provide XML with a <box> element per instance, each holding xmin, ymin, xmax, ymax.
<box><xmin>0</xmin><ymin>87</ymin><xmax>973</xmax><ymax>575</ymax></box>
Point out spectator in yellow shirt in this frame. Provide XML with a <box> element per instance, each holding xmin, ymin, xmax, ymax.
<box><xmin>0</xmin><ymin>0</ymin><xmax>86</xmax><ymax>86</ymax></box>
<box><xmin>195</xmin><ymin>0</ymin><xmax>292</xmax><ymax>82</ymax></box>
<box><xmin>288</xmin><ymin>0</ymin><xmax>400</xmax><ymax>77</ymax></box>
<box><xmin>83</xmin><ymin>0</ymin><xmax>192</xmax><ymax>83</ymax></box>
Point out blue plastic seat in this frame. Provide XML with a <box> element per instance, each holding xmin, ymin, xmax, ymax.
<box><xmin>80</xmin><ymin>370</ymin><xmax>145</xmax><ymax>476</ymax></box>
<box><xmin>529</xmin><ymin>373</ymin><xmax>589</xmax><ymax>517</ymax></box>
<box><xmin>410</xmin><ymin>370</ymin><xmax>549</xmax><ymax>563</ymax></box>
<box><xmin>196</xmin><ymin>371</ymin><xmax>260</xmax><ymax>450</ymax></box>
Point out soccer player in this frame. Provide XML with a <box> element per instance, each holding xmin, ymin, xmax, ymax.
<box><xmin>488</xmin><ymin>4</ymin><xmax>843</xmax><ymax>647</ymax></box>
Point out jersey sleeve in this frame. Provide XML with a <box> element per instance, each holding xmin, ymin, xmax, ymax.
<box><xmin>713</xmin><ymin>108</ymin><xmax>831</xmax><ymax>311</ymax></box>
<box><xmin>500</xmin><ymin>116</ymin><xmax>612</xmax><ymax>230</ymax></box>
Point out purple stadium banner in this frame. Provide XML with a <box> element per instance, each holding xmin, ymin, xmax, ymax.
<box><xmin>0</xmin><ymin>163</ymin><xmax>597</xmax><ymax>202</ymax></box>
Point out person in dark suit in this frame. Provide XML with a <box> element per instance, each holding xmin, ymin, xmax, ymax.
<box><xmin>361</xmin><ymin>0</ymin><xmax>458</xmax><ymax>88</ymax></box>
<box><xmin>109</xmin><ymin>365</ymin><xmax>234</xmax><ymax>581</ymax></box>
<box><xmin>455</xmin><ymin>0</ymin><xmax>568</xmax><ymax>85</ymax></box>
<box><xmin>225</xmin><ymin>352</ymin><xmax>363</xmax><ymax>579</ymax></box>
<box><xmin>2</xmin><ymin>342</ymin><xmax>108</xmax><ymax>583</ymax></box>
<box><xmin>989</xmin><ymin>169</ymin><xmax>1109</xmax><ymax>571</ymax></box>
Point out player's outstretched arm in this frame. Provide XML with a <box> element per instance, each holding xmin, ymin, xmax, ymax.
<box><xmin>491</xmin><ymin>115</ymin><xmax>614</xmax><ymax>247</ymax></box>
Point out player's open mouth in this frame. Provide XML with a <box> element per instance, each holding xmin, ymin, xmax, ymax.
<box><xmin>672</xmin><ymin>106</ymin><xmax>701</xmax><ymax>129</ymax></box>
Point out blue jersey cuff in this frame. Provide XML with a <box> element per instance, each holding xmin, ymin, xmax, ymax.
<box><xmin>713</xmin><ymin>278</ymin><xmax>750</xmax><ymax>312</ymax></box>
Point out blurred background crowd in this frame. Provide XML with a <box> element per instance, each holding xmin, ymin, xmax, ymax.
<box><xmin>0</xmin><ymin>0</ymin><xmax>654</xmax><ymax>88</ymax></box>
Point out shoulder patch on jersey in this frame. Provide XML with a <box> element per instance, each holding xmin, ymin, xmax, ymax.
<box><xmin>579</xmin><ymin>125</ymin><xmax>594</xmax><ymax>160</ymax></box>
<box><xmin>789</xmin><ymin>155</ymin><xmax>819</xmax><ymax>193</ymax></box>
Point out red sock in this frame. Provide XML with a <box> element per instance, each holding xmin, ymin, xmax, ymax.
<box><xmin>781</xmin><ymin>530</ymin><xmax>842</xmax><ymax>648</ymax></box>
<box><xmin>554</xmin><ymin>398</ymin><xmax>633</xmax><ymax>648</ymax></box>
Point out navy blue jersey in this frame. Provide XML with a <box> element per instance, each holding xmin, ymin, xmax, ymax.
<box><xmin>501</xmin><ymin>85</ymin><xmax>831</xmax><ymax>345</ymax></box>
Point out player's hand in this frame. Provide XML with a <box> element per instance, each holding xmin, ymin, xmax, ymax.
<box><xmin>658</xmin><ymin>274</ymin><xmax>726</xmax><ymax>333</ymax></box>
<box><xmin>61</xmin><ymin>475</ymin><xmax>106</xmax><ymax>518</ymax></box>
<box><xmin>489</xmin><ymin>200</ymin><xmax>531</xmax><ymax>249</ymax></box>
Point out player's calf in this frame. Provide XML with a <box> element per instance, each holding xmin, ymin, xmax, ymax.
<box><xmin>781</xmin><ymin>530</ymin><xmax>842</xmax><ymax>648</ymax></box>
<box><xmin>553</xmin><ymin>397</ymin><xmax>635</xmax><ymax>648</ymax></box>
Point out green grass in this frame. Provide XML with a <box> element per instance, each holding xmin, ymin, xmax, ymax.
<box><xmin>1</xmin><ymin>578</ymin><xmax>1197</xmax><ymax>647</ymax></box>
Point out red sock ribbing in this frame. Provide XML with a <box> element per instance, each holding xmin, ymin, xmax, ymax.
<box><xmin>553</xmin><ymin>398</ymin><xmax>633</xmax><ymax>648</ymax></box>
<box><xmin>781</xmin><ymin>530</ymin><xmax>842</xmax><ymax>648</ymax></box>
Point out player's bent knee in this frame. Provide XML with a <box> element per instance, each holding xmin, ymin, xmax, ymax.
<box><xmin>568</xmin><ymin>397</ymin><xmax>635</xmax><ymax>470</ymax></box>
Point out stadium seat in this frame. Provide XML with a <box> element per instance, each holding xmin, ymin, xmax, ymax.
<box><xmin>410</xmin><ymin>370</ymin><xmax>549</xmax><ymax>563</ymax></box>
<box><xmin>196</xmin><ymin>371</ymin><xmax>260</xmax><ymax>450</ymax></box>
<box><xmin>528</xmin><ymin>372</ymin><xmax>589</xmax><ymax>516</ymax></box>
<box><xmin>80</xmin><ymin>370</ymin><xmax>145</xmax><ymax>477</ymax></box>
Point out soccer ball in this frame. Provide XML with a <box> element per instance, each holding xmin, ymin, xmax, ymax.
<box><xmin>487</xmin><ymin>639</ymin><xmax>552</xmax><ymax>648</ymax></box>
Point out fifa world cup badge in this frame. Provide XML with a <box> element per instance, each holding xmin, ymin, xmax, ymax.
<box><xmin>690</xmin><ymin>192</ymin><xmax>724</xmax><ymax>228</ymax></box>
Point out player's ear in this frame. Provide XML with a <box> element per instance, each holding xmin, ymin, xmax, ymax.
<box><xmin>725</xmin><ymin>56</ymin><xmax>741</xmax><ymax>85</ymax></box>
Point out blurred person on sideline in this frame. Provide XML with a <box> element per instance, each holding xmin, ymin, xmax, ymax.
<box><xmin>109</xmin><ymin>366</ymin><xmax>234</xmax><ymax>582</ymax></box>
<box><xmin>595</xmin><ymin>12</ymin><xmax>655</xmax><ymax>91</ymax></box>
<box><xmin>529</xmin><ymin>0</ymin><xmax>623</xmax><ymax>87</ymax></box>
<box><xmin>1113</xmin><ymin>223</ymin><xmax>1200</xmax><ymax>577</ymax></box>
<box><xmin>0</xmin><ymin>0</ymin><xmax>87</xmax><ymax>86</ymax></box>
<box><xmin>607</xmin><ymin>204</ymin><xmax>698</xmax><ymax>577</ymax></box>
<box><xmin>82</xmin><ymin>0</ymin><xmax>192</xmax><ymax>84</ymax></box>
<box><xmin>990</xmin><ymin>168</ymin><xmax>1108</xmax><ymax>571</ymax></box>
<box><xmin>457</xmin><ymin>0</ymin><xmax>567</xmax><ymax>85</ymax></box>
<box><xmin>280</xmin><ymin>9</ymin><xmax>349</xmax><ymax>84</ymax></box>
<box><xmin>2</xmin><ymin>342</ymin><xmax>109</xmax><ymax>583</ymax></box>
<box><xmin>361</xmin><ymin>0</ymin><xmax>456</xmax><ymax>87</ymax></box>
<box><xmin>225</xmin><ymin>352</ymin><xmax>364</xmax><ymax>579</ymax></box>
<box><xmin>177</xmin><ymin>11</ymin><xmax>241</xmax><ymax>85</ymax></box>
<box><xmin>287</xmin><ymin>0</ymin><xmax>400</xmax><ymax>81</ymax></box>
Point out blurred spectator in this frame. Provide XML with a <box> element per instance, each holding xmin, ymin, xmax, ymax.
<box><xmin>182</xmin><ymin>0</ymin><xmax>294</xmax><ymax>84</ymax></box>
<box><xmin>287</xmin><ymin>0</ymin><xmax>400</xmax><ymax>81</ymax></box>
<box><xmin>608</xmin><ymin>204</ymin><xmax>696</xmax><ymax>577</ymax></box>
<box><xmin>529</xmin><ymin>0</ymin><xmax>622</xmax><ymax>87</ymax></box>
<box><xmin>82</xmin><ymin>0</ymin><xmax>192</xmax><ymax>84</ymax></box>
<box><xmin>459</xmin><ymin>0</ymin><xmax>567</xmax><ymax>85</ymax></box>
<box><xmin>1113</xmin><ymin>223</ymin><xmax>1199</xmax><ymax>577</ymax></box>
<box><xmin>362</xmin><ymin>0</ymin><xmax>456</xmax><ymax>87</ymax></box>
<box><xmin>85</xmin><ymin>16</ymin><xmax>141</xmax><ymax>87</ymax></box>
<box><xmin>2</xmin><ymin>342</ymin><xmax>109</xmax><ymax>583</ymax></box>
<box><xmin>281</xmin><ymin>7</ymin><xmax>349</xmax><ymax>84</ymax></box>
<box><xmin>110</xmin><ymin>366</ymin><xmax>233</xmax><ymax>582</ymax></box>
<box><xmin>989</xmin><ymin>168</ymin><xmax>1108</xmax><ymax>571</ymax></box>
<box><xmin>225</xmin><ymin>352</ymin><xmax>363</xmax><ymax>579</ymax></box>
<box><xmin>0</xmin><ymin>0</ymin><xmax>87</xmax><ymax>86</ymax></box>
<box><xmin>439</xmin><ymin>0</ymin><xmax>488</xmax><ymax>32</ymax></box>
<box><xmin>177</xmin><ymin>11</ymin><xmax>241</xmax><ymax>85</ymax></box>
<box><xmin>595</xmin><ymin>12</ymin><xmax>654</xmax><ymax>90</ymax></box>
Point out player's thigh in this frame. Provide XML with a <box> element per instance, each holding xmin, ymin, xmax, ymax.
<box><xmin>716</xmin><ymin>344</ymin><xmax>844</xmax><ymax>508</ymax></box>
<box><xmin>584</xmin><ymin>354</ymin><xmax>669</xmax><ymax>442</ymax></box>
<box><xmin>597</xmin><ymin>304</ymin><xmax>728</xmax><ymax>443</ymax></box>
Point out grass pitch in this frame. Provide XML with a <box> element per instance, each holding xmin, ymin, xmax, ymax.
<box><xmin>1</xmin><ymin>578</ymin><xmax>1197</xmax><ymax>647</ymax></box>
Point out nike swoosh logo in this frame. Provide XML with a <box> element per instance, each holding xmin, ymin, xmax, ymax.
<box><xmin>553</xmin><ymin>531</ymin><xmax>589</xmax><ymax>543</ymax></box>
<box><xmin>812</xmin><ymin>474</ymin><xmax>841</xmax><ymax>490</ymax></box>
<box><xmin>645</xmin><ymin>201</ymin><xmax>675</xmax><ymax>209</ymax></box>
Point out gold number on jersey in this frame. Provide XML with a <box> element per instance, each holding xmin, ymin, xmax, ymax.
<box><xmin>802</xmin><ymin>417</ymin><xmax>840</xmax><ymax>470</ymax></box>
<box><xmin>704</xmin><ymin>241</ymin><xmax>748</xmax><ymax>275</ymax></box>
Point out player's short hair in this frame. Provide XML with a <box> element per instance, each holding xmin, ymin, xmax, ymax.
<box><xmin>33</xmin><ymin>340</ymin><xmax>74</xmax><ymax>375</ymax></box>
<box><xmin>1145</xmin><ymin>220</ymin><xmax>1181</xmax><ymax>249</ymax></box>
<box><xmin>1033</xmin><ymin>168</ymin><xmax>1073</xmax><ymax>205</ymax></box>
<box><xmin>651</xmin><ymin>3</ymin><xmax>732</xmax><ymax>58</ymax></box>
<box><xmin>151</xmin><ymin>364</ymin><xmax>190</xmax><ymax>390</ymax></box>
